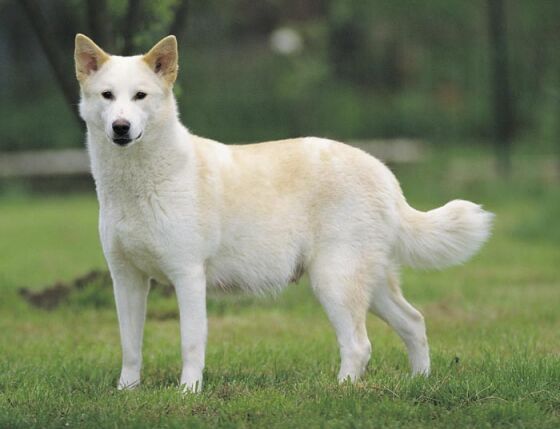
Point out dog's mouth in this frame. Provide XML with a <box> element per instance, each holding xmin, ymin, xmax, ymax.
<box><xmin>112</xmin><ymin>137</ymin><xmax>132</xmax><ymax>146</ymax></box>
<box><xmin>112</xmin><ymin>132</ymin><xmax>142</xmax><ymax>147</ymax></box>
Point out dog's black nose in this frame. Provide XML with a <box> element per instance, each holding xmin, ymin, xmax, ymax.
<box><xmin>112</xmin><ymin>120</ymin><xmax>130</xmax><ymax>136</ymax></box>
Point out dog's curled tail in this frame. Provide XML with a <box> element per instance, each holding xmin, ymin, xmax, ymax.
<box><xmin>395</xmin><ymin>199</ymin><xmax>494</xmax><ymax>270</ymax></box>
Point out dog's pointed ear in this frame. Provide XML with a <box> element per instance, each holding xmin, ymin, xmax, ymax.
<box><xmin>142</xmin><ymin>35</ymin><xmax>178</xmax><ymax>85</ymax></box>
<box><xmin>75</xmin><ymin>34</ymin><xmax>110</xmax><ymax>82</ymax></box>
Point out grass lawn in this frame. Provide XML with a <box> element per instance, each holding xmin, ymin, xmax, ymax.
<box><xmin>0</xmin><ymin>148</ymin><xmax>558</xmax><ymax>428</ymax></box>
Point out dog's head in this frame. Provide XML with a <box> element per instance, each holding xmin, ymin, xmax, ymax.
<box><xmin>74</xmin><ymin>34</ymin><xmax>178</xmax><ymax>148</ymax></box>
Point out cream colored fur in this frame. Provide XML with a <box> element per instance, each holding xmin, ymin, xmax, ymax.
<box><xmin>74</xmin><ymin>34</ymin><xmax>493</xmax><ymax>392</ymax></box>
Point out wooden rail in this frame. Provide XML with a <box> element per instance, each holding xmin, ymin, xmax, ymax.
<box><xmin>0</xmin><ymin>140</ymin><xmax>423</xmax><ymax>178</ymax></box>
<box><xmin>0</xmin><ymin>149</ymin><xmax>90</xmax><ymax>178</ymax></box>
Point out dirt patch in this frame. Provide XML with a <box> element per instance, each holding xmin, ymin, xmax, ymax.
<box><xmin>19</xmin><ymin>270</ymin><xmax>174</xmax><ymax>310</ymax></box>
<box><xmin>19</xmin><ymin>269</ymin><xmax>259</xmax><ymax>318</ymax></box>
<box><xmin>19</xmin><ymin>270</ymin><xmax>110</xmax><ymax>310</ymax></box>
<box><xmin>19</xmin><ymin>282</ymin><xmax>71</xmax><ymax>310</ymax></box>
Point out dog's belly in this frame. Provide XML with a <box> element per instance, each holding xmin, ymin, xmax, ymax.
<box><xmin>205</xmin><ymin>240</ymin><xmax>306</xmax><ymax>294</ymax></box>
<box><xmin>113</xmin><ymin>219</ymin><xmax>306</xmax><ymax>292</ymax></box>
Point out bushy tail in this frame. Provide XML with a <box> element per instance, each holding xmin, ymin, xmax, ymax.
<box><xmin>395</xmin><ymin>199</ymin><xmax>494</xmax><ymax>269</ymax></box>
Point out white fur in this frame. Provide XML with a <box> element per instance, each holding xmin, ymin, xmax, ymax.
<box><xmin>396</xmin><ymin>200</ymin><xmax>494</xmax><ymax>269</ymax></box>
<box><xmin>75</xmin><ymin>35</ymin><xmax>493</xmax><ymax>392</ymax></box>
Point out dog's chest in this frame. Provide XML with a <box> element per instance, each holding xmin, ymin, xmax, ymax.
<box><xmin>106</xmin><ymin>194</ymin><xmax>191</xmax><ymax>283</ymax></box>
<box><xmin>116</xmin><ymin>213</ymin><xmax>158</xmax><ymax>256</ymax></box>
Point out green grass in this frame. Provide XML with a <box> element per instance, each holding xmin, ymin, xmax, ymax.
<box><xmin>0</xmin><ymin>148</ymin><xmax>559</xmax><ymax>428</ymax></box>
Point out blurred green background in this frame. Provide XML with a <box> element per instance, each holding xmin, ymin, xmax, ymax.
<box><xmin>1</xmin><ymin>0</ymin><xmax>559</xmax><ymax>161</ymax></box>
<box><xmin>1</xmin><ymin>2</ymin><xmax>559</xmax><ymax>427</ymax></box>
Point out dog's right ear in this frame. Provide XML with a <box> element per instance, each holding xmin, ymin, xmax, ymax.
<box><xmin>74</xmin><ymin>34</ymin><xmax>110</xmax><ymax>82</ymax></box>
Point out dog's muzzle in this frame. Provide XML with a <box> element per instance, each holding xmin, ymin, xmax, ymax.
<box><xmin>111</xmin><ymin>119</ymin><xmax>141</xmax><ymax>146</ymax></box>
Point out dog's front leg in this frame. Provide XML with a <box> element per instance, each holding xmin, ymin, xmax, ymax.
<box><xmin>173</xmin><ymin>265</ymin><xmax>207</xmax><ymax>393</ymax></box>
<box><xmin>109</xmin><ymin>262</ymin><xmax>150</xmax><ymax>390</ymax></box>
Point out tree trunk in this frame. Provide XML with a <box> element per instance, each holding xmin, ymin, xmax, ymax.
<box><xmin>487</xmin><ymin>0</ymin><xmax>514</xmax><ymax>176</ymax></box>
<box><xmin>86</xmin><ymin>0</ymin><xmax>113</xmax><ymax>52</ymax></box>
<box><xmin>19</xmin><ymin>0</ymin><xmax>82</xmax><ymax>127</ymax></box>
<box><xmin>169</xmin><ymin>0</ymin><xmax>190</xmax><ymax>43</ymax></box>
<box><xmin>122</xmin><ymin>0</ymin><xmax>143</xmax><ymax>55</ymax></box>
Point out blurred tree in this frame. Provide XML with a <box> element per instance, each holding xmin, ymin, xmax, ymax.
<box><xmin>2</xmin><ymin>0</ymin><xmax>560</xmax><ymax>156</ymax></box>
<box><xmin>122</xmin><ymin>0</ymin><xmax>143</xmax><ymax>55</ymax></box>
<box><xmin>20</xmin><ymin>0</ymin><xmax>82</xmax><ymax>125</ymax></box>
<box><xmin>168</xmin><ymin>0</ymin><xmax>190</xmax><ymax>43</ymax></box>
<box><xmin>487</xmin><ymin>0</ymin><xmax>513</xmax><ymax>176</ymax></box>
<box><xmin>327</xmin><ymin>1</ymin><xmax>384</xmax><ymax>88</ymax></box>
<box><xmin>19</xmin><ymin>0</ymin><xmax>190</xmax><ymax>128</ymax></box>
<box><xmin>87</xmin><ymin>0</ymin><xmax>113</xmax><ymax>52</ymax></box>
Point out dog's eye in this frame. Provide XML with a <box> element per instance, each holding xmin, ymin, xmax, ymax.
<box><xmin>134</xmin><ymin>92</ymin><xmax>147</xmax><ymax>100</ymax></box>
<box><xmin>101</xmin><ymin>91</ymin><xmax>114</xmax><ymax>100</ymax></box>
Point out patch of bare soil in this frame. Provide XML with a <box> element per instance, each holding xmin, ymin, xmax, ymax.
<box><xmin>19</xmin><ymin>269</ymin><xmax>260</xmax><ymax>319</ymax></box>
<box><xmin>19</xmin><ymin>270</ymin><xmax>109</xmax><ymax>310</ymax></box>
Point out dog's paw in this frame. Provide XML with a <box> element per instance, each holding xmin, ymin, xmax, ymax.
<box><xmin>180</xmin><ymin>370</ymin><xmax>203</xmax><ymax>393</ymax></box>
<box><xmin>337</xmin><ymin>372</ymin><xmax>360</xmax><ymax>385</ymax></box>
<box><xmin>410</xmin><ymin>367</ymin><xmax>430</xmax><ymax>377</ymax></box>
<box><xmin>180</xmin><ymin>379</ymin><xmax>203</xmax><ymax>394</ymax></box>
<box><xmin>117</xmin><ymin>380</ymin><xmax>140</xmax><ymax>390</ymax></box>
<box><xmin>117</xmin><ymin>375</ymin><xmax>141</xmax><ymax>390</ymax></box>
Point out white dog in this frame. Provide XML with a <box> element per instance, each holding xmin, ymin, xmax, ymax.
<box><xmin>74</xmin><ymin>34</ymin><xmax>493</xmax><ymax>392</ymax></box>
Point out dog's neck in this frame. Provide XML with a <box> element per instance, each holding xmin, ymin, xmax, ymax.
<box><xmin>86</xmin><ymin>116</ymin><xmax>193</xmax><ymax>206</ymax></box>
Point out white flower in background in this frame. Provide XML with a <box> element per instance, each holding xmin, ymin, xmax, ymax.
<box><xmin>270</xmin><ymin>27</ymin><xmax>303</xmax><ymax>55</ymax></box>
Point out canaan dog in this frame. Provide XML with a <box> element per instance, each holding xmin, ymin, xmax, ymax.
<box><xmin>74</xmin><ymin>34</ymin><xmax>493</xmax><ymax>392</ymax></box>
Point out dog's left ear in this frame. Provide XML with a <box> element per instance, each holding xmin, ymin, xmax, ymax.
<box><xmin>143</xmin><ymin>35</ymin><xmax>178</xmax><ymax>85</ymax></box>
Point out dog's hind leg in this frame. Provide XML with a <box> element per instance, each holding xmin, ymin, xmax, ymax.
<box><xmin>309</xmin><ymin>254</ymin><xmax>372</xmax><ymax>383</ymax></box>
<box><xmin>109</xmin><ymin>262</ymin><xmax>150</xmax><ymax>390</ymax></box>
<box><xmin>369</xmin><ymin>268</ymin><xmax>430</xmax><ymax>375</ymax></box>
